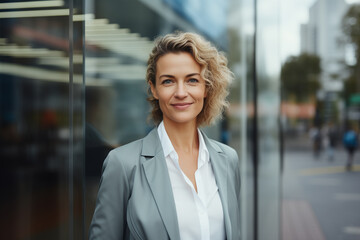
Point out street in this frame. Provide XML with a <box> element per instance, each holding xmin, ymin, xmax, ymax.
<box><xmin>282</xmin><ymin>136</ymin><xmax>360</xmax><ymax>240</ymax></box>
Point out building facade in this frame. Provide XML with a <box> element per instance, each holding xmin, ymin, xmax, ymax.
<box><xmin>301</xmin><ymin>0</ymin><xmax>349</xmax><ymax>92</ymax></box>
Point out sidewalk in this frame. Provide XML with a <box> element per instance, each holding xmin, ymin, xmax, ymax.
<box><xmin>282</xmin><ymin>136</ymin><xmax>360</xmax><ymax>240</ymax></box>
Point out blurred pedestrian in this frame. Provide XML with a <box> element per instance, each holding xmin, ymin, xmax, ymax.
<box><xmin>343</xmin><ymin>127</ymin><xmax>358</xmax><ymax>171</ymax></box>
<box><xmin>220</xmin><ymin>110</ymin><xmax>230</xmax><ymax>144</ymax></box>
<box><xmin>309</xmin><ymin>125</ymin><xmax>322</xmax><ymax>159</ymax></box>
<box><xmin>324</xmin><ymin>123</ymin><xmax>338</xmax><ymax>161</ymax></box>
<box><xmin>89</xmin><ymin>32</ymin><xmax>241</xmax><ymax>239</ymax></box>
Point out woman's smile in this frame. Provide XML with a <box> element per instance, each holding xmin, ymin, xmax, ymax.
<box><xmin>171</xmin><ymin>102</ymin><xmax>193</xmax><ymax>110</ymax></box>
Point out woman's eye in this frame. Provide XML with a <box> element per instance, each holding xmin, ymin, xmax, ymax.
<box><xmin>162</xmin><ymin>79</ymin><xmax>173</xmax><ymax>84</ymax></box>
<box><xmin>188</xmin><ymin>78</ymin><xmax>199</xmax><ymax>83</ymax></box>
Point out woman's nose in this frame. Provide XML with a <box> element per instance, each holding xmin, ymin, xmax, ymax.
<box><xmin>174</xmin><ymin>82</ymin><xmax>188</xmax><ymax>98</ymax></box>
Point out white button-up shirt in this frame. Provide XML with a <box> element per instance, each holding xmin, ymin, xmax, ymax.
<box><xmin>157</xmin><ymin>121</ymin><xmax>225</xmax><ymax>240</ymax></box>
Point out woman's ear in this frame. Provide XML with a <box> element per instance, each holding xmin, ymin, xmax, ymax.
<box><xmin>149</xmin><ymin>81</ymin><xmax>158</xmax><ymax>99</ymax></box>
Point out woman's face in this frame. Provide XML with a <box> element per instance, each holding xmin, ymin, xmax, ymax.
<box><xmin>150</xmin><ymin>52</ymin><xmax>207</xmax><ymax>126</ymax></box>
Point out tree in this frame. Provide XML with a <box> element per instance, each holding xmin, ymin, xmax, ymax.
<box><xmin>280</xmin><ymin>53</ymin><xmax>321</xmax><ymax>103</ymax></box>
<box><xmin>342</xmin><ymin>3</ymin><xmax>360</xmax><ymax>65</ymax></box>
<box><xmin>342</xmin><ymin>4</ymin><xmax>360</xmax><ymax>129</ymax></box>
<box><xmin>342</xmin><ymin>3</ymin><xmax>360</xmax><ymax>99</ymax></box>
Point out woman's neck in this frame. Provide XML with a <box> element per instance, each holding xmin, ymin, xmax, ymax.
<box><xmin>163</xmin><ymin>119</ymin><xmax>199</xmax><ymax>153</ymax></box>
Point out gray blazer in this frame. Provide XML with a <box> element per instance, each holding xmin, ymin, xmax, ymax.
<box><xmin>89</xmin><ymin>128</ymin><xmax>241</xmax><ymax>240</ymax></box>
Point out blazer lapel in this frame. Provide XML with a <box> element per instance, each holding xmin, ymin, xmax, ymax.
<box><xmin>141</xmin><ymin>129</ymin><xmax>181</xmax><ymax>240</ymax></box>
<box><xmin>203</xmin><ymin>133</ymin><xmax>232</xmax><ymax>240</ymax></box>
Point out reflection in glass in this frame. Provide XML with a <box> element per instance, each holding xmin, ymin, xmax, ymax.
<box><xmin>0</xmin><ymin>1</ymin><xmax>85</xmax><ymax>239</ymax></box>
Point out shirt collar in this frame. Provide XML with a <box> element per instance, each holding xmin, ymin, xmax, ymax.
<box><xmin>198</xmin><ymin>128</ymin><xmax>209</xmax><ymax>164</ymax></box>
<box><xmin>157</xmin><ymin>121</ymin><xmax>176</xmax><ymax>158</ymax></box>
<box><xmin>157</xmin><ymin>121</ymin><xmax>209</xmax><ymax>163</ymax></box>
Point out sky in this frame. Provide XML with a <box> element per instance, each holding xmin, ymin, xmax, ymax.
<box><xmin>280</xmin><ymin>0</ymin><xmax>360</xmax><ymax>62</ymax></box>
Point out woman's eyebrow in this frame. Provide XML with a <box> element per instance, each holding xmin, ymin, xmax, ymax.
<box><xmin>159</xmin><ymin>73</ymin><xmax>200</xmax><ymax>78</ymax></box>
<box><xmin>186</xmin><ymin>73</ymin><xmax>200</xmax><ymax>77</ymax></box>
<box><xmin>159</xmin><ymin>74</ymin><xmax>175</xmax><ymax>79</ymax></box>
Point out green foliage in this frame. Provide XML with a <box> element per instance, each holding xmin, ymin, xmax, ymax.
<box><xmin>342</xmin><ymin>4</ymin><xmax>360</xmax><ymax>61</ymax></box>
<box><xmin>343</xmin><ymin>73</ymin><xmax>357</xmax><ymax>105</ymax></box>
<box><xmin>280</xmin><ymin>53</ymin><xmax>321</xmax><ymax>103</ymax></box>
<box><xmin>341</xmin><ymin>4</ymin><xmax>360</xmax><ymax>103</ymax></box>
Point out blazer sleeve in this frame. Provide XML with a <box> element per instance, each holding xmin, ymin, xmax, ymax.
<box><xmin>89</xmin><ymin>150</ymin><xmax>130</xmax><ymax>240</ymax></box>
<box><xmin>233</xmin><ymin>149</ymin><xmax>241</xmax><ymax>203</ymax></box>
<box><xmin>222</xmin><ymin>144</ymin><xmax>241</xmax><ymax>201</ymax></box>
<box><xmin>225</xmin><ymin>145</ymin><xmax>241</xmax><ymax>238</ymax></box>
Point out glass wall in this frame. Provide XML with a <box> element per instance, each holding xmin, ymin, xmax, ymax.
<box><xmin>0</xmin><ymin>0</ymin><xmax>84</xmax><ymax>239</ymax></box>
<box><xmin>0</xmin><ymin>0</ymin><xmax>283</xmax><ymax>239</ymax></box>
<box><xmin>256</xmin><ymin>0</ymin><xmax>282</xmax><ymax>239</ymax></box>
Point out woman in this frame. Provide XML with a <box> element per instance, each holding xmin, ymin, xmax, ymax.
<box><xmin>89</xmin><ymin>32</ymin><xmax>241</xmax><ymax>240</ymax></box>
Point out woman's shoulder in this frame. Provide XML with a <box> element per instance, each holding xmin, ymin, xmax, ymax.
<box><xmin>104</xmin><ymin>138</ymin><xmax>144</xmax><ymax>171</ymax></box>
<box><xmin>111</xmin><ymin>138</ymin><xmax>143</xmax><ymax>155</ymax></box>
<box><xmin>206</xmin><ymin>138</ymin><xmax>238</xmax><ymax>161</ymax></box>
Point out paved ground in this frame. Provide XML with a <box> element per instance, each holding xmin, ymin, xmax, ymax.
<box><xmin>282</xmin><ymin>136</ymin><xmax>360</xmax><ymax>240</ymax></box>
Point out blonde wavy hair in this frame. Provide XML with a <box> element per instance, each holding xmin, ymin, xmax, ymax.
<box><xmin>146</xmin><ymin>32</ymin><xmax>233</xmax><ymax>126</ymax></box>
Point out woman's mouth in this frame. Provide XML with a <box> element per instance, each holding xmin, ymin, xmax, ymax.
<box><xmin>171</xmin><ymin>103</ymin><xmax>192</xmax><ymax>110</ymax></box>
